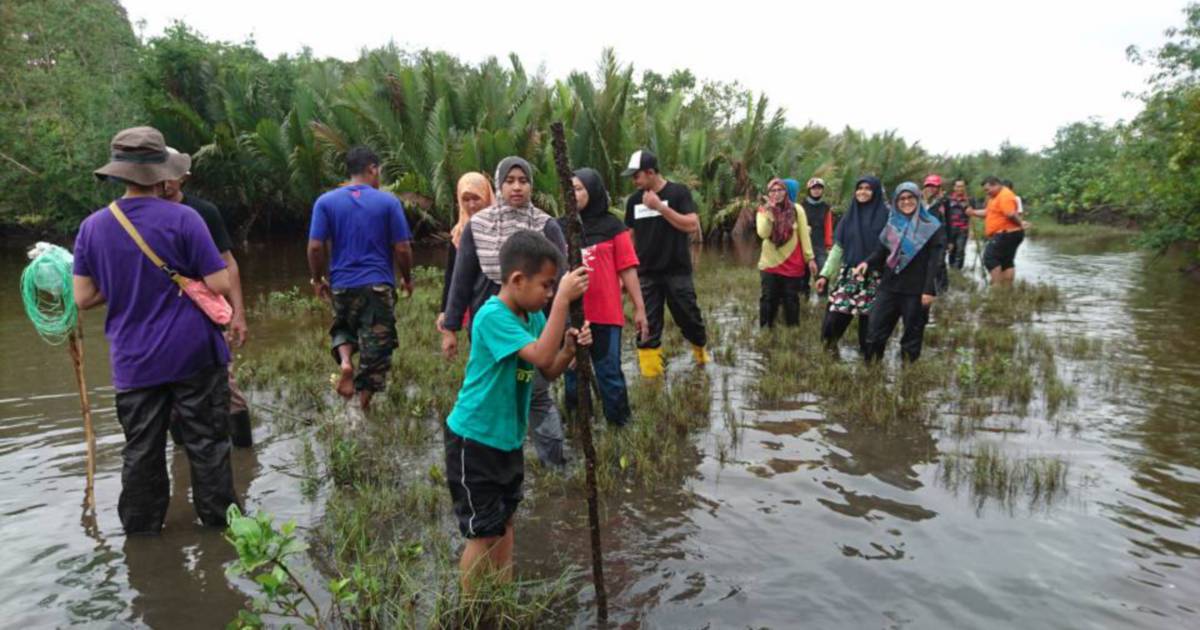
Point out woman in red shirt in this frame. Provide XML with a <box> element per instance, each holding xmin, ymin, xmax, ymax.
<box><xmin>563</xmin><ymin>168</ymin><xmax>648</xmax><ymax>427</ymax></box>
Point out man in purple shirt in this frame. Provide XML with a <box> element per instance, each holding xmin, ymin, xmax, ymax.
<box><xmin>307</xmin><ymin>146</ymin><xmax>413</xmax><ymax>413</ymax></box>
<box><xmin>73</xmin><ymin>126</ymin><xmax>239</xmax><ymax>534</ymax></box>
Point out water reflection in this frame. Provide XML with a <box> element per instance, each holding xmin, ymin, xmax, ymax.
<box><xmin>124</xmin><ymin>447</ymin><xmax>260</xmax><ymax>627</ymax></box>
<box><xmin>2</xmin><ymin>237</ymin><xmax>1200</xmax><ymax>627</ymax></box>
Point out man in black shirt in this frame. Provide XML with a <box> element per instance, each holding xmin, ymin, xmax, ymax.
<box><xmin>162</xmin><ymin>150</ymin><xmax>253</xmax><ymax>447</ymax></box>
<box><xmin>622</xmin><ymin>149</ymin><xmax>708</xmax><ymax>377</ymax></box>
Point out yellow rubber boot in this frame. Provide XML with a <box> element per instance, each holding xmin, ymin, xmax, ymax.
<box><xmin>692</xmin><ymin>344</ymin><xmax>711</xmax><ymax>366</ymax></box>
<box><xmin>637</xmin><ymin>347</ymin><xmax>664</xmax><ymax>378</ymax></box>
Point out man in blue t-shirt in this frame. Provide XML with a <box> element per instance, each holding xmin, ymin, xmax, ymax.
<box><xmin>307</xmin><ymin>146</ymin><xmax>414</xmax><ymax>411</ymax></box>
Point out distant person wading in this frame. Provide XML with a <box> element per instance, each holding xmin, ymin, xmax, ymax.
<box><xmin>967</xmin><ymin>175</ymin><xmax>1029</xmax><ymax>287</ymax></box>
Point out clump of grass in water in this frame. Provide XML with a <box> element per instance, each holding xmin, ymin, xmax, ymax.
<box><xmin>233</xmin><ymin>266</ymin><xmax>573</xmax><ymax>628</ymax></box>
<box><xmin>250</xmin><ymin>285</ymin><xmax>326</xmax><ymax>319</ymax></box>
<box><xmin>240</xmin><ymin>259</ymin><xmax>1092</xmax><ymax>624</ymax></box>
<box><xmin>937</xmin><ymin>443</ymin><xmax>1070</xmax><ymax>512</ymax></box>
<box><xmin>299</xmin><ymin>437</ymin><xmax>320</xmax><ymax>501</ymax></box>
<box><xmin>577</xmin><ymin>370</ymin><xmax>714</xmax><ymax>492</ymax></box>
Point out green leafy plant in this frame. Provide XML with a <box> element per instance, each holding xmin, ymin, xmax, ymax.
<box><xmin>224</xmin><ymin>505</ymin><xmax>356</xmax><ymax>630</ymax></box>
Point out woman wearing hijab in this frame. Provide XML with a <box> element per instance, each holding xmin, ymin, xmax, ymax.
<box><xmin>756</xmin><ymin>178</ymin><xmax>818</xmax><ymax>327</ymax></box>
<box><xmin>438</xmin><ymin>172</ymin><xmax>494</xmax><ymax>332</ymax></box>
<box><xmin>855</xmin><ymin>182</ymin><xmax>945</xmax><ymax>363</ymax></box>
<box><xmin>813</xmin><ymin>176</ymin><xmax>890</xmax><ymax>357</ymax></box>
<box><xmin>441</xmin><ymin>156</ymin><xmax>570</xmax><ymax>467</ymax></box>
<box><xmin>561</xmin><ymin>168</ymin><xmax>647</xmax><ymax>427</ymax></box>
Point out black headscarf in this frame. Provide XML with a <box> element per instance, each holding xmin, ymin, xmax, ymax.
<box><xmin>572</xmin><ymin>167</ymin><xmax>625</xmax><ymax>246</ymax></box>
<box><xmin>833</xmin><ymin>175</ymin><xmax>889</xmax><ymax>267</ymax></box>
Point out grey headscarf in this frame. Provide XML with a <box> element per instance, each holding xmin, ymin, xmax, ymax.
<box><xmin>470</xmin><ymin>156</ymin><xmax>552</xmax><ymax>283</ymax></box>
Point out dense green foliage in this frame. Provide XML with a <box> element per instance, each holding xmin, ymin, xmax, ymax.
<box><xmin>0</xmin><ymin>0</ymin><xmax>143</xmax><ymax>227</ymax></box>
<box><xmin>0</xmin><ymin>3</ymin><xmax>1015</xmax><ymax>238</ymax></box>
<box><xmin>3</xmin><ymin>1</ymin><xmax>1198</xmax><ymax>257</ymax></box>
<box><xmin>1038</xmin><ymin>3</ymin><xmax>1200</xmax><ymax>255</ymax></box>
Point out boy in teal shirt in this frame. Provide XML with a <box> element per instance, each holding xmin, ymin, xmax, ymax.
<box><xmin>445</xmin><ymin>230</ymin><xmax>591</xmax><ymax>590</ymax></box>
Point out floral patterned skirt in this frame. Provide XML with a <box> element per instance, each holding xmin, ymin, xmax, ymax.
<box><xmin>827</xmin><ymin>266</ymin><xmax>881</xmax><ymax>316</ymax></box>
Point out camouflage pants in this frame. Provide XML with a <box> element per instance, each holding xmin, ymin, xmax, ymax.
<box><xmin>330</xmin><ymin>285</ymin><xmax>398</xmax><ymax>393</ymax></box>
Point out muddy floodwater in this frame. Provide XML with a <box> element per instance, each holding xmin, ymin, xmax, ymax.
<box><xmin>1</xmin><ymin>234</ymin><xmax>1196</xmax><ymax>628</ymax></box>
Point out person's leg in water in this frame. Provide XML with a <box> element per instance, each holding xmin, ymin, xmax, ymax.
<box><xmin>459</xmin><ymin>520</ymin><xmax>515</xmax><ymax>591</ymax></box>
<box><xmin>170</xmin><ymin>365</ymin><xmax>239</xmax><ymax>526</ymax></box>
<box><xmin>529</xmin><ymin>372</ymin><xmax>565</xmax><ymax>466</ymax></box>
<box><xmin>983</xmin><ymin>237</ymin><xmax>1005</xmax><ymax>287</ymax></box>
<box><xmin>1001</xmin><ymin>232</ymin><xmax>1024</xmax><ymax>287</ymax></box>
<box><xmin>334</xmin><ymin>344</ymin><xmax>355</xmax><ymax>399</ymax></box>
<box><xmin>329</xmin><ymin>288</ymin><xmax>362</xmax><ymax>400</ymax></box>
<box><xmin>822</xmin><ymin>309</ymin><xmax>855</xmax><ymax>355</ymax></box>
<box><xmin>760</xmin><ymin>271</ymin><xmax>781</xmax><ymax>328</ymax></box>
<box><xmin>590</xmin><ymin>325</ymin><xmax>630</xmax><ymax>426</ymax></box>
<box><xmin>460</xmin><ymin>533</ymin><xmax>502</xmax><ymax>591</ymax></box>
<box><xmin>663</xmin><ymin>273</ymin><xmax>708</xmax><ymax>363</ymax></box>
<box><xmin>863</xmin><ymin>289</ymin><xmax>902</xmax><ymax>363</ymax></box>
<box><xmin>636</xmin><ymin>273</ymin><xmax>667</xmax><ymax>377</ymax></box>
<box><xmin>114</xmin><ymin>383</ymin><xmax>173</xmax><ymax>534</ymax></box>
<box><xmin>226</xmin><ymin>353</ymin><xmax>253</xmax><ymax>447</ymax></box>
<box><xmin>856</xmin><ymin>312</ymin><xmax>872</xmax><ymax>358</ymax></box>
<box><xmin>495</xmin><ymin>520</ymin><xmax>515</xmax><ymax>581</ymax></box>
<box><xmin>351</xmin><ymin>286</ymin><xmax>399</xmax><ymax>412</ymax></box>
<box><xmin>781</xmin><ymin>275</ymin><xmax>803</xmax><ymax>326</ymax></box>
<box><xmin>898</xmin><ymin>295</ymin><xmax>930</xmax><ymax>362</ymax></box>
<box><xmin>949</xmin><ymin>229</ymin><xmax>968</xmax><ymax>270</ymax></box>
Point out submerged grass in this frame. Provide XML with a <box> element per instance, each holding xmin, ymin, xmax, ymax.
<box><xmin>938</xmin><ymin>443</ymin><xmax>1070</xmax><ymax>513</ymax></box>
<box><xmin>238</xmin><ymin>256</ymin><xmax>1101</xmax><ymax>626</ymax></box>
<box><xmin>240</xmin><ymin>267</ymin><xmax>574</xmax><ymax>628</ymax></box>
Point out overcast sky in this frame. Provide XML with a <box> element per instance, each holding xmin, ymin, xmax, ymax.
<box><xmin>120</xmin><ymin>0</ymin><xmax>1188</xmax><ymax>156</ymax></box>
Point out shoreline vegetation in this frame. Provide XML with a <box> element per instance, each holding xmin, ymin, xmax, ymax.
<box><xmin>226</xmin><ymin>260</ymin><xmax>1107</xmax><ymax>628</ymax></box>
<box><xmin>5</xmin><ymin>2</ymin><xmax>1200</xmax><ymax>265</ymax></box>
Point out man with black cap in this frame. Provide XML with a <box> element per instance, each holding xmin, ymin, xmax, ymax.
<box><xmin>73</xmin><ymin>126</ymin><xmax>240</xmax><ymax>534</ymax></box>
<box><xmin>622</xmin><ymin>148</ymin><xmax>708</xmax><ymax>377</ymax></box>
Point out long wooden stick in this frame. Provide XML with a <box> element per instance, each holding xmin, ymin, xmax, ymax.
<box><xmin>550</xmin><ymin>121</ymin><xmax>608</xmax><ymax>626</ymax></box>
<box><xmin>68</xmin><ymin>327</ymin><xmax>96</xmax><ymax>509</ymax></box>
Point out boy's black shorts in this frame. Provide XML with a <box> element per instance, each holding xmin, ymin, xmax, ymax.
<box><xmin>983</xmin><ymin>230</ymin><xmax>1025</xmax><ymax>271</ymax></box>
<box><xmin>444</xmin><ymin>425</ymin><xmax>524</xmax><ymax>539</ymax></box>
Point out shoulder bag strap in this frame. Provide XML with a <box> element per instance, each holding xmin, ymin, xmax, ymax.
<box><xmin>107</xmin><ymin>201</ymin><xmax>189</xmax><ymax>292</ymax></box>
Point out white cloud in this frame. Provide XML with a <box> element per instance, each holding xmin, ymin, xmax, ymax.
<box><xmin>120</xmin><ymin>0</ymin><xmax>1188</xmax><ymax>154</ymax></box>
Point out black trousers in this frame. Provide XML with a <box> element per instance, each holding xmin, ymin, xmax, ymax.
<box><xmin>864</xmin><ymin>290</ymin><xmax>929</xmax><ymax>363</ymax></box>
<box><xmin>115</xmin><ymin>365</ymin><xmax>239</xmax><ymax>534</ymax></box>
<box><xmin>946</xmin><ymin>227</ymin><xmax>969</xmax><ymax>270</ymax></box>
<box><xmin>821</xmin><ymin>310</ymin><xmax>871</xmax><ymax>358</ymax></box>
<box><xmin>638</xmin><ymin>272</ymin><xmax>707</xmax><ymax>349</ymax></box>
<box><xmin>760</xmin><ymin>271</ymin><xmax>805</xmax><ymax>327</ymax></box>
